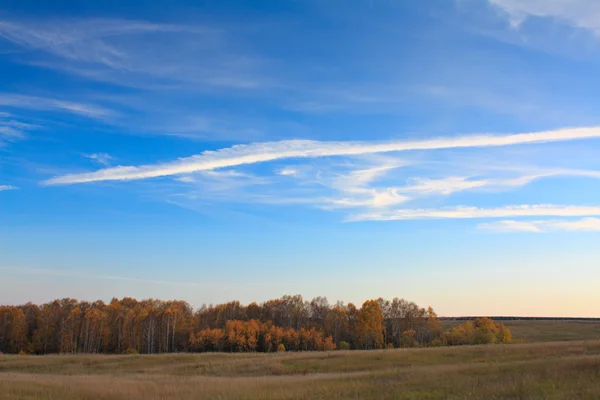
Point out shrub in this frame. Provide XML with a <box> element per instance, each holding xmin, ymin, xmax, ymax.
<box><xmin>338</xmin><ymin>341</ymin><xmax>351</xmax><ymax>350</ymax></box>
<box><xmin>323</xmin><ymin>336</ymin><xmax>336</xmax><ymax>351</ymax></box>
<box><xmin>401</xmin><ymin>329</ymin><xmax>417</xmax><ymax>348</ymax></box>
<box><xmin>441</xmin><ymin>319</ymin><xmax>512</xmax><ymax>346</ymax></box>
<box><xmin>124</xmin><ymin>348</ymin><xmax>139</xmax><ymax>355</ymax></box>
<box><xmin>277</xmin><ymin>343</ymin><xmax>286</xmax><ymax>352</ymax></box>
<box><xmin>500</xmin><ymin>327</ymin><xmax>513</xmax><ymax>344</ymax></box>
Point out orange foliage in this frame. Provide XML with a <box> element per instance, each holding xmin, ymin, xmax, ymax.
<box><xmin>0</xmin><ymin>295</ymin><xmax>476</xmax><ymax>354</ymax></box>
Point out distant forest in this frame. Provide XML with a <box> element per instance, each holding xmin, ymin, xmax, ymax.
<box><xmin>440</xmin><ymin>317</ymin><xmax>600</xmax><ymax>321</ymax></box>
<box><xmin>0</xmin><ymin>296</ymin><xmax>512</xmax><ymax>355</ymax></box>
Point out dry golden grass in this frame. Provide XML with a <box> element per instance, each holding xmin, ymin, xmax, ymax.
<box><xmin>503</xmin><ymin>320</ymin><xmax>600</xmax><ymax>342</ymax></box>
<box><xmin>2</xmin><ymin>339</ymin><xmax>600</xmax><ymax>399</ymax></box>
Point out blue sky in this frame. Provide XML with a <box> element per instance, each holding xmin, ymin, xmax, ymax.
<box><xmin>2</xmin><ymin>0</ymin><xmax>600</xmax><ymax>316</ymax></box>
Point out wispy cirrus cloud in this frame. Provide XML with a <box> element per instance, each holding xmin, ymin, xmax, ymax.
<box><xmin>41</xmin><ymin>126</ymin><xmax>600</xmax><ymax>185</ymax></box>
<box><xmin>0</xmin><ymin>122</ymin><xmax>26</xmax><ymax>142</ymax></box>
<box><xmin>350</xmin><ymin>205</ymin><xmax>600</xmax><ymax>222</ymax></box>
<box><xmin>0</xmin><ymin>185</ymin><xmax>17</xmax><ymax>191</ymax></box>
<box><xmin>398</xmin><ymin>168</ymin><xmax>600</xmax><ymax>196</ymax></box>
<box><xmin>319</xmin><ymin>162</ymin><xmax>409</xmax><ymax>209</ymax></box>
<box><xmin>0</xmin><ymin>18</ymin><xmax>269</xmax><ymax>90</ymax></box>
<box><xmin>478</xmin><ymin>217</ymin><xmax>600</xmax><ymax>233</ymax></box>
<box><xmin>174</xmin><ymin>170</ymin><xmax>267</xmax><ymax>193</ymax></box>
<box><xmin>278</xmin><ymin>167</ymin><xmax>299</xmax><ymax>176</ymax></box>
<box><xmin>0</xmin><ymin>93</ymin><xmax>113</xmax><ymax>118</ymax></box>
<box><xmin>0</xmin><ymin>19</ymin><xmax>185</xmax><ymax>65</ymax></box>
<box><xmin>400</xmin><ymin>176</ymin><xmax>489</xmax><ymax>196</ymax></box>
<box><xmin>0</xmin><ymin>111</ymin><xmax>40</xmax><ymax>145</ymax></box>
<box><xmin>477</xmin><ymin>219</ymin><xmax>543</xmax><ymax>233</ymax></box>
<box><xmin>163</xmin><ymin>170</ymin><xmax>271</xmax><ymax>213</ymax></box>
<box><xmin>489</xmin><ymin>0</ymin><xmax>600</xmax><ymax>34</ymax></box>
<box><xmin>140</xmin><ymin>148</ymin><xmax>600</xmax><ymax>222</ymax></box>
<box><xmin>83</xmin><ymin>153</ymin><xmax>112</xmax><ymax>166</ymax></box>
<box><xmin>0</xmin><ymin>95</ymin><xmax>112</xmax><ymax>146</ymax></box>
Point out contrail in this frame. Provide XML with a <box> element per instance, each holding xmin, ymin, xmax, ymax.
<box><xmin>42</xmin><ymin>126</ymin><xmax>600</xmax><ymax>185</ymax></box>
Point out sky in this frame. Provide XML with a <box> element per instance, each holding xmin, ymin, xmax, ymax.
<box><xmin>1</xmin><ymin>0</ymin><xmax>600</xmax><ymax>317</ymax></box>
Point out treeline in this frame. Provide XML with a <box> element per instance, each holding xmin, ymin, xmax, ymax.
<box><xmin>0</xmin><ymin>296</ymin><xmax>511</xmax><ymax>355</ymax></box>
<box><xmin>440</xmin><ymin>317</ymin><xmax>600</xmax><ymax>321</ymax></box>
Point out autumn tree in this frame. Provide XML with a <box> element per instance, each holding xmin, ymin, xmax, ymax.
<box><xmin>308</xmin><ymin>296</ymin><xmax>329</xmax><ymax>329</ymax></box>
<box><xmin>0</xmin><ymin>295</ymin><xmax>509</xmax><ymax>354</ymax></box>
<box><xmin>0</xmin><ymin>307</ymin><xmax>27</xmax><ymax>353</ymax></box>
<box><xmin>356</xmin><ymin>300</ymin><xmax>384</xmax><ymax>350</ymax></box>
<box><xmin>325</xmin><ymin>302</ymin><xmax>348</xmax><ymax>346</ymax></box>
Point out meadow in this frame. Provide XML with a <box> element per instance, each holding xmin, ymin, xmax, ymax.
<box><xmin>443</xmin><ymin>319</ymin><xmax>600</xmax><ymax>343</ymax></box>
<box><xmin>1</xmin><ymin>320</ymin><xmax>599</xmax><ymax>400</ymax></box>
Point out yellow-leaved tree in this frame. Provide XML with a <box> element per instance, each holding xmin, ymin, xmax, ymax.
<box><xmin>356</xmin><ymin>300</ymin><xmax>384</xmax><ymax>350</ymax></box>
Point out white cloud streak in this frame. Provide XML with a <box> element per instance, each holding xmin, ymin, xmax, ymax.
<box><xmin>325</xmin><ymin>188</ymin><xmax>409</xmax><ymax>208</ymax></box>
<box><xmin>83</xmin><ymin>153</ymin><xmax>113</xmax><ymax>166</ymax></box>
<box><xmin>0</xmin><ymin>19</ymin><xmax>185</xmax><ymax>65</ymax></box>
<box><xmin>42</xmin><ymin>126</ymin><xmax>600</xmax><ymax>185</ymax></box>
<box><xmin>489</xmin><ymin>0</ymin><xmax>600</xmax><ymax>34</ymax></box>
<box><xmin>169</xmin><ymin>169</ymin><xmax>269</xmax><ymax>203</ymax></box>
<box><xmin>399</xmin><ymin>169</ymin><xmax>600</xmax><ymax>196</ymax></box>
<box><xmin>350</xmin><ymin>205</ymin><xmax>600</xmax><ymax>222</ymax></box>
<box><xmin>323</xmin><ymin>164</ymin><xmax>409</xmax><ymax>209</ymax></box>
<box><xmin>0</xmin><ymin>94</ymin><xmax>113</xmax><ymax>118</ymax></box>
<box><xmin>278</xmin><ymin>168</ymin><xmax>299</xmax><ymax>176</ymax></box>
<box><xmin>478</xmin><ymin>220</ymin><xmax>543</xmax><ymax>232</ymax></box>
<box><xmin>0</xmin><ymin>18</ymin><xmax>267</xmax><ymax>90</ymax></box>
<box><xmin>0</xmin><ymin>112</ymin><xmax>41</xmax><ymax>145</ymax></box>
<box><xmin>478</xmin><ymin>217</ymin><xmax>600</xmax><ymax>232</ymax></box>
<box><xmin>0</xmin><ymin>185</ymin><xmax>17</xmax><ymax>191</ymax></box>
<box><xmin>175</xmin><ymin>176</ymin><xmax>196</xmax><ymax>183</ymax></box>
<box><xmin>400</xmin><ymin>176</ymin><xmax>489</xmax><ymax>195</ymax></box>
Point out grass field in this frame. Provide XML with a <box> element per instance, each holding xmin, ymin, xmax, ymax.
<box><xmin>440</xmin><ymin>319</ymin><xmax>600</xmax><ymax>343</ymax></box>
<box><xmin>1</xmin><ymin>321</ymin><xmax>599</xmax><ymax>399</ymax></box>
<box><xmin>502</xmin><ymin>320</ymin><xmax>600</xmax><ymax>342</ymax></box>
